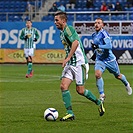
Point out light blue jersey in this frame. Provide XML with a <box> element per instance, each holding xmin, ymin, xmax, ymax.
<box><xmin>92</xmin><ymin>29</ymin><xmax>120</xmax><ymax>76</ymax></box>
<box><xmin>92</xmin><ymin>29</ymin><xmax>116</xmax><ymax>62</ymax></box>
<box><xmin>91</xmin><ymin>24</ymin><xmax>131</xmax><ymax>97</ymax></box>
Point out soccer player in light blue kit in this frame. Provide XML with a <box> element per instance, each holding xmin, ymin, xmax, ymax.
<box><xmin>91</xmin><ymin>18</ymin><xmax>132</xmax><ymax>102</ymax></box>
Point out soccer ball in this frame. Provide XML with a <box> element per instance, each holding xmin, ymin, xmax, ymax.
<box><xmin>44</xmin><ymin>108</ymin><xmax>59</xmax><ymax>121</ymax></box>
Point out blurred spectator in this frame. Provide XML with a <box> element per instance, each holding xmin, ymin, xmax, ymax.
<box><xmin>100</xmin><ymin>2</ymin><xmax>108</xmax><ymax>11</ymax></box>
<box><xmin>58</xmin><ymin>4</ymin><xmax>66</xmax><ymax>12</ymax></box>
<box><xmin>49</xmin><ymin>3</ymin><xmax>58</xmax><ymax>12</ymax></box>
<box><xmin>108</xmin><ymin>3</ymin><xmax>115</xmax><ymax>11</ymax></box>
<box><xmin>26</xmin><ymin>2</ymin><xmax>33</xmax><ymax>12</ymax></box>
<box><xmin>86</xmin><ymin>0</ymin><xmax>94</xmax><ymax>8</ymax></box>
<box><xmin>66</xmin><ymin>0</ymin><xmax>76</xmax><ymax>10</ymax></box>
<box><xmin>125</xmin><ymin>0</ymin><xmax>133</xmax><ymax>8</ymax></box>
<box><xmin>25</xmin><ymin>2</ymin><xmax>34</xmax><ymax>19</ymax></box>
<box><xmin>115</xmin><ymin>2</ymin><xmax>123</xmax><ymax>11</ymax></box>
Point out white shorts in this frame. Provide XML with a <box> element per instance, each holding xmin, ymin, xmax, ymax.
<box><xmin>24</xmin><ymin>48</ymin><xmax>34</xmax><ymax>58</ymax></box>
<box><xmin>61</xmin><ymin>63</ymin><xmax>89</xmax><ymax>86</ymax></box>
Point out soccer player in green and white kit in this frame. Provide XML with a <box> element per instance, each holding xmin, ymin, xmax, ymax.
<box><xmin>20</xmin><ymin>20</ymin><xmax>39</xmax><ymax>78</ymax></box>
<box><xmin>54</xmin><ymin>11</ymin><xmax>105</xmax><ymax>121</ymax></box>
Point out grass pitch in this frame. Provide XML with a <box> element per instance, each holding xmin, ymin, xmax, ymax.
<box><xmin>0</xmin><ymin>64</ymin><xmax>132</xmax><ymax>133</ymax></box>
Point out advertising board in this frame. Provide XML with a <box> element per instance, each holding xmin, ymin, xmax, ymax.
<box><xmin>73</xmin><ymin>21</ymin><xmax>133</xmax><ymax>64</ymax></box>
<box><xmin>0</xmin><ymin>21</ymin><xmax>132</xmax><ymax>64</ymax></box>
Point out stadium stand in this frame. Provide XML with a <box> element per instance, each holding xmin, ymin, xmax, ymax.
<box><xmin>0</xmin><ymin>0</ymin><xmax>43</xmax><ymax>21</ymax></box>
<box><xmin>0</xmin><ymin>0</ymin><xmax>132</xmax><ymax>21</ymax></box>
<box><xmin>46</xmin><ymin>0</ymin><xmax>133</xmax><ymax>21</ymax></box>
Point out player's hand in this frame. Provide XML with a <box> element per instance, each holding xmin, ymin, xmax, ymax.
<box><xmin>62</xmin><ymin>57</ymin><xmax>70</xmax><ymax>68</ymax></box>
<box><xmin>90</xmin><ymin>52</ymin><xmax>96</xmax><ymax>61</ymax></box>
<box><xmin>24</xmin><ymin>35</ymin><xmax>28</xmax><ymax>41</ymax></box>
<box><xmin>33</xmin><ymin>38</ymin><xmax>37</xmax><ymax>42</ymax></box>
<box><xmin>91</xmin><ymin>43</ymin><xmax>99</xmax><ymax>50</ymax></box>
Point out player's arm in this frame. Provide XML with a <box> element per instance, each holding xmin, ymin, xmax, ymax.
<box><xmin>66</xmin><ymin>40</ymin><xmax>78</xmax><ymax>60</ymax></box>
<box><xmin>62</xmin><ymin>40</ymin><xmax>78</xmax><ymax>68</ymax></box>
<box><xmin>62</xmin><ymin>26</ymin><xmax>79</xmax><ymax>67</ymax></box>
<box><xmin>20</xmin><ymin>29</ymin><xmax>28</xmax><ymax>41</ymax></box>
<box><xmin>33</xmin><ymin>29</ymin><xmax>39</xmax><ymax>42</ymax></box>
<box><xmin>66</xmin><ymin>26</ymin><xmax>79</xmax><ymax>61</ymax></box>
<box><xmin>99</xmin><ymin>37</ymin><xmax>112</xmax><ymax>49</ymax></box>
<box><xmin>91</xmin><ymin>33</ymin><xmax>99</xmax><ymax>50</ymax></box>
<box><xmin>99</xmin><ymin>31</ymin><xmax>112</xmax><ymax>49</ymax></box>
<box><xmin>19</xmin><ymin>29</ymin><xmax>25</xmax><ymax>40</ymax></box>
<box><xmin>91</xmin><ymin>32</ymin><xmax>112</xmax><ymax>50</ymax></box>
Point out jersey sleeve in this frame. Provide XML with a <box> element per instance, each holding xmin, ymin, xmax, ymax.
<box><xmin>65</xmin><ymin>26</ymin><xmax>79</xmax><ymax>43</ymax></box>
<box><xmin>99</xmin><ymin>30</ymin><xmax>112</xmax><ymax>49</ymax></box>
<box><xmin>20</xmin><ymin>29</ymin><xmax>25</xmax><ymax>40</ymax></box>
<box><xmin>34</xmin><ymin>28</ymin><xmax>39</xmax><ymax>40</ymax></box>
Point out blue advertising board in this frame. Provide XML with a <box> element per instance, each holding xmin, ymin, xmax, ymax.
<box><xmin>0</xmin><ymin>22</ymin><xmax>73</xmax><ymax>49</ymax></box>
<box><xmin>81</xmin><ymin>35</ymin><xmax>133</xmax><ymax>50</ymax></box>
<box><xmin>0</xmin><ymin>22</ymin><xmax>133</xmax><ymax>51</ymax></box>
<box><xmin>0</xmin><ymin>21</ymin><xmax>133</xmax><ymax>64</ymax></box>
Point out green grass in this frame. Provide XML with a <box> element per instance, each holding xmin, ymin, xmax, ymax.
<box><xmin>0</xmin><ymin>64</ymin><xmax>132</xmax><ymax>133</ymax></box>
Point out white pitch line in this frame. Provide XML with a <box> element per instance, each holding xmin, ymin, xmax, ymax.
<box><xmin>0</xmin><ymin>79</ymin><xmax>60</xmax><ymax>83</ymax></box>
<box><xmin>0</xmin><ymin>74</ymin><xmax>61</xmax><ymax>83</ymax></box>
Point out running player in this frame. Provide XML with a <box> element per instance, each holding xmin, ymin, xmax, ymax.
<box><xmin>20</xmin><ymin>20</ymin><xmax>39</xmax><ymax>78</ymax></box>
<box><xmin>54</xmin><ymin>11</ymin><xmax>105</xmax><ymax>121</ymax></box>
<box><xmin>91</xmin><ymin>18</ymin><xmax>132</xmax><ymax>102</ymax></box>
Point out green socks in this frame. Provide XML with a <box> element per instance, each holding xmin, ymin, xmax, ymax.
<box><xmin>62</xmin><ymin>89</ymin><xmax>101</xmax><ymax>115</ymax></box>
<box><xmin>62</xmin><ymin>90</ymin><xmax>73</xmax><ymax>114</ymax></box>
<box><xmin>84</xmin><ymin>89</ymin><xmax>101</xmax><ymax>105</ymax></box>
<box><xmin>27</xmin><ymin>62</ymin><xmax>32</xmax><ymax>74</ymax></box>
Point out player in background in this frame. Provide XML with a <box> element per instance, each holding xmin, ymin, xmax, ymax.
<box><xmin>20</xmin><ymin>20</ymin><xmax>39</xmax><ymax>78</ymax></box>
<box><xmin>54</xmin><ymin>11</ymin><xmax>105</xmax><ymax>121</ymax></box>
<box><xmin>91</xmin><ymin>18</ymin><xmax>132</xmax><ymax>102</ymax></box>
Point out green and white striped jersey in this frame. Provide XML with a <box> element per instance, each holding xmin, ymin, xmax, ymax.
<box><xmin>20</xmin><ymin>27</ymin><xmax>39</xmax><ymax>48</ymax></box>
<box><xmin>60</xmin><ymin>25</ymin><xmax>88</xmax><ymax>66</ymax></box>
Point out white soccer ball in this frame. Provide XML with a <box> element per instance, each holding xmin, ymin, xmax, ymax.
<box><xmin>44</xmin><ymin>108</ymin><xmax>59</xmax><ymax>121</ymax></box>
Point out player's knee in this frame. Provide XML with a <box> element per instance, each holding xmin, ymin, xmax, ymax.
<box><xmin>95</xmin><ymin>70</ymin><xmax>102</xmax><ymax>79</ymax></box>
<box><xmin>95</xmin><ymin>73</ymin><xmax>101</xmax><ymax>79</ymax></box>
<box><xmin>115</xmin><ymin>74</ymin><xmax>122</xmax><ymax>79</ymax></box>
<box><xmin>28</xmin><ymin>56</ymin><xmax>32</xmax><ymax>62</ymax></box>
<box><xmin>60</xmin><ymin>83</ymin><xmax>67</xmax><ymax>91</ymax></box>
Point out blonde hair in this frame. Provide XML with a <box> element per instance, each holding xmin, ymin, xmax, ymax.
<box><xmin>96</xmin><ymin>18</ymin><xmax>104</xmax><ymax>24</ymax></box>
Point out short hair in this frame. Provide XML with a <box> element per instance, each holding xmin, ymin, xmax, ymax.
<box><xmin>26</xmin><ymin>20</ymin><xmax>32</xmax><ymax>23</ymax></box>
<box><xmin>95</xmin><ymin>18</ymin><xmax>104</xmax><ymax>24</ymax></box>
<box><xmin>54</xmin><ymin>11</ymin><xmax>67</xmax><ymax>21</ymax></box>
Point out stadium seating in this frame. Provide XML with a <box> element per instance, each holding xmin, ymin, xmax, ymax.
<box><xmin>46</xmin><ymin>0</ymin><xmax>133</xmax><ymax>21</ymax></box>
<box><xmin>0</xmin><ymin>0</ymin><xmax>42</xmax><ymax>22</ymax></box>
<box><xmin>0</xmin><ymin>0</ymin><xmax>132</xmax><ymax>21</ymax></box>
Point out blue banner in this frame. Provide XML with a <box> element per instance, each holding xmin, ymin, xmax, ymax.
<box><xmin>0</xmin><ymin>22</ymin><xmax>71</xmax><ymax>49</ymax></box>
<box><xmin>0</xmin><ymin>22</ymin><xmax>133</xmax><ymax>50</ymax></box>
<box><xmin>81</xmin><ymin>35</ymin><xmax>133</xmax><ymax>50</ymax></box>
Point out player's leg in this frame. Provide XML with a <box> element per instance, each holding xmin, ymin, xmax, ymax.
<box><xmin>95</xmin><ymin>61</ymin><xmax>106</xmax><ymax>102</ymax></box>
<box><xmin>60</xmin><ymin>66</ymin><xmax>75</xmax><ymax>121</ymax></box>
<box><xmin>117</xmin><ymin>74</ymin><xmax>132</xmax><ymax>95</ymax></box>
<box><xmin>76</xmin><ymin>64</ymin><xmax>100</xmax><ymax>104</ymax></box>
<box><xmin>27</xmin><ymin>48</ymin><xmax>34</xmax><ymax>77</ymax></box>
<box><xmin>75</xmin><ymin>64</ymin><xmax>105</xmax><ymax>116</ymax></box>
<box><xmin>106</xmin><ymin>60</ymin><xmax>132</xmax><ymax>95</ymax></box>
<box><xmin>24</xmin><ymin>49</ymin><xmax>30</xmax><ymax>78</ymax></box>
<box><xmin>26</xmin><ymin>57</ymin><xmax>28</xmax><ymax>65</ymax></box>
<box><xmin>27</xmin><ymin>56</ymin><xmax>33</xmax><ymax>77</ymax></box>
